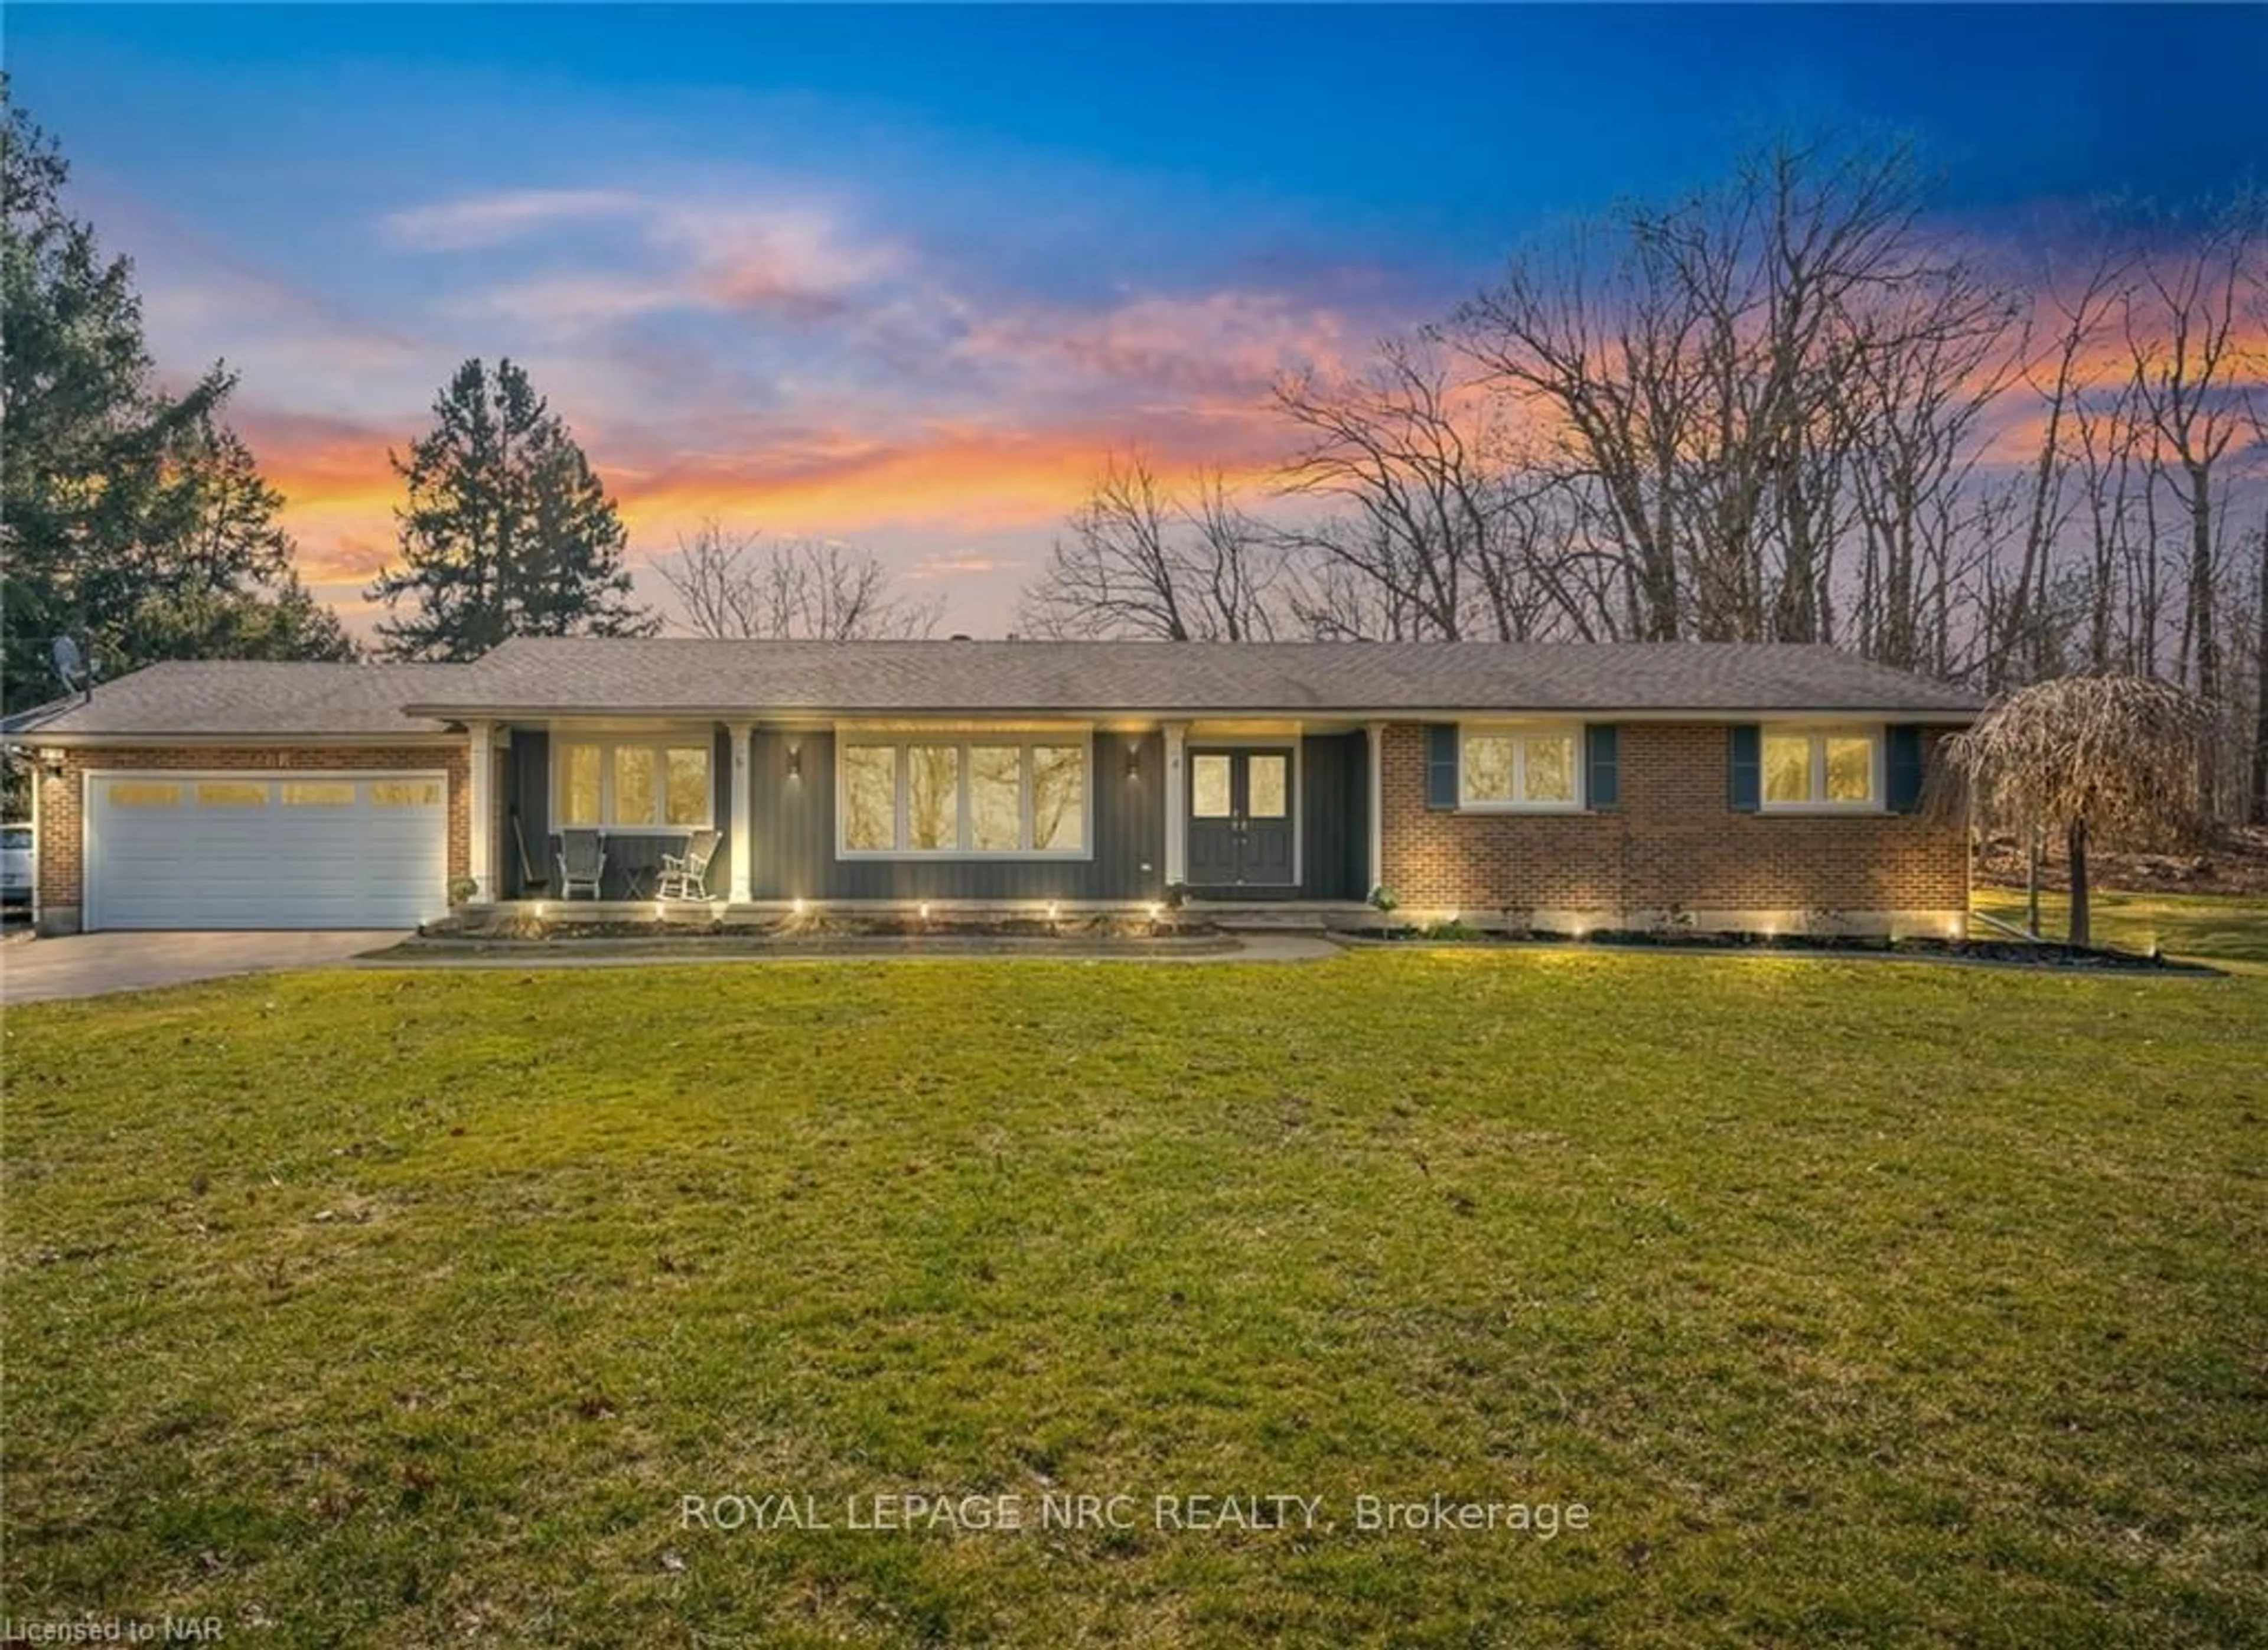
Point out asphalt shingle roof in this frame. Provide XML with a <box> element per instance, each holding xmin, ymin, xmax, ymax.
<box><xmin>2</xmin><ymin>640</ymin><xmax>1980</xmax><ymax>739</ymax></box>
<box><xmin>406</xmin><ymin>638</ymin><xmax>1980</xmax><ymax>718</ymax></box>
<box><xmin>1</xmin><ymin>661</ymin><xmax>461</xmax><ymax>739</ymax></box>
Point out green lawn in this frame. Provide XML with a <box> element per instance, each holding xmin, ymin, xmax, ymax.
<box><xmin>5</xmin><ymin>954</ymin><xmax>2264</xmax><ymax>1646</ymax></box>
<box><xmin>1972</xmin><ymin>886</ymin><xmax>2268</xmax><ymax>967</ymax></box>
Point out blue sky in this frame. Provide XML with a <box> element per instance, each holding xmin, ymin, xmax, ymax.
<box><xmin>10</xmin><ymin>4</ymin><xmax>2264</xmax><ymax>631</ymax></box>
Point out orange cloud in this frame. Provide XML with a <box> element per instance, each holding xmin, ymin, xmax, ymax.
<box><xmin>242</xmin><ymin>399</ymin><xmax>1306</xmax><ymax>631</ymax></box>
<box><xmin>603</xmin><ymin>411</ymin><xmax>1296</xmax><ymax>534</ymax></box>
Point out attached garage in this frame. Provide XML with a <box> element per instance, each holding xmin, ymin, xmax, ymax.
<box><xmin>85</xmin><ymin>770</ymin><xmax>450</xmax><ymax>931</ymax></box>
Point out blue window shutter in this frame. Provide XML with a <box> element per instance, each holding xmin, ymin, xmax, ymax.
<box><xmin>1887</xmin><ymin>725</ymin><xmax>1924</xmax><ymax>813</ymax></box>
<box><xmin>1425</xmin><ymin>725</ymin><xmax>1459</xmax><ymax>810</ymax></box>
<box><xmin>1728</xmin><ymin>724</ymin><xmax>1761</xmax><ymax>812</ymax></box>
<box><xmin>1585</xmin><ymin>724</ymin><xmax>1620</xmax><ymax>810</ymax></box>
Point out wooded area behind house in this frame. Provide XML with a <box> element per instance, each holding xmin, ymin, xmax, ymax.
<box><xmin>1022</xmin><ymin>141</ymin><xmax>2268</xmax><ymax>824</ymax></box>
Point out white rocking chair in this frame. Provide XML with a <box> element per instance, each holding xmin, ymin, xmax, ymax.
<box><xmin>556</xmin><ymin>829</ymin><xmax>607</xmax><ymax>899</ymax></box>
<box><xmin>654</xmin><ymin>830</ymin><xmax>719</xmax><ymax>902</ymax></box>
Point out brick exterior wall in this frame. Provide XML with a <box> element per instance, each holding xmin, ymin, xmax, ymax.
<box><xmin>33</xmin><ymin>744</ymin><xmax>470</xmax><ymax>929</ymax></box>
<box><xmin>1377</xmin><ymin>722</ymin><xmax>1967</xmax><ymax>925</ymax></box>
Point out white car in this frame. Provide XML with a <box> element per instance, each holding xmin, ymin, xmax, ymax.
<box><xmin>3</xmin><ymin>823</ymin><xmax>32</xmax><ymax>909</ymax></box>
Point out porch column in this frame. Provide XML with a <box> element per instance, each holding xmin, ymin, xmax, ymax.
<box><xmin>466</xmin><ymin>719</ymin><xmax>495</xmax><ymax>902</ymax></box>
<box><xmin>728</xmin><ymin>722</ymin><xmax>754</xmax><ymax>903</ymax></box>
<box><xmin>1366</xmin><ymin>720</ymin><xmax>1386</xmax><ymax>898</ymax></box>
<box><xmin>1162</xmin><ymin>721</ymin><xmax>1188</xmax><ymax>888</ymax></box>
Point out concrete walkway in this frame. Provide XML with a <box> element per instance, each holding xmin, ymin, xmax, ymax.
<box><xmin>1</xmin><ymin>931</ymin><xmax>406</xmax><ymax>1005</ymax></box>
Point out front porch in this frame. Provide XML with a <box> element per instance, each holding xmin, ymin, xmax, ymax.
<box><xmin>463</xmin><ymin>716</ymin><xmax>1390</xmax><ymax>912</ymax></box>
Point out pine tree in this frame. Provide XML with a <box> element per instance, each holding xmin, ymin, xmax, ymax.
<box><xmin>369</xmin><ymin>358</ymin><xmax>656</xmax><ymax>659</ymax></box>
<box><xmin>2</xmin><ymin>80</ymin><xmax>358</xmax><ymax>703</ymax></box>
<box><xmin>120</xmin><ymin>412</ymin><xmax>360</xmax><ymax>664</ymax></box>
<box><xmin>1</xmin><ymin>80</ymin><xmax>225</xmax><ymax>705</ymax></box>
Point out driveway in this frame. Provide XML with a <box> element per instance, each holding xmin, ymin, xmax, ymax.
<box><xmin>1</xmin><ymin>931</ymin><xmax>405</xmax><ymax>1005</ymax></box>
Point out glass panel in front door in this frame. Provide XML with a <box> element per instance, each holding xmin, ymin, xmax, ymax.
<box><xmin>1191</xmin><ymin>754</ymin><xmax>1233</xmax><ymax>817</ymax></box>
<box><xmin>1246</xmin><ymin>753</ymin><xmax>1289</xmax><ymax>819</ymax></box>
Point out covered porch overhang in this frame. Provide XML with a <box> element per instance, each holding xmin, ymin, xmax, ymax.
<box><xmin>456</xmin><ymin>711</ymin><xmax>1388</xmax><ymax>912</ymax></box>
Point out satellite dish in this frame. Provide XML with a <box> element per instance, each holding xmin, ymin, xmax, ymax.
<box><xmin>51</xmin><ymin>634</ymin><xmax>96</xmax><ymax>699</ymax></box>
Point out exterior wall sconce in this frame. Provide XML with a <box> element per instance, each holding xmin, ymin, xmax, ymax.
<box><xmin>786</xmin><ymin>745</ymin><xmax>801</xmax><ymax>780</ymax></box>
<box><xmin>38</xmin><ymin>751</ymin><xmax>64</xmax><ymax>780</ymax></box>
<box><xmin>1124</xmin><ymin>743</ymin><xmax>1141</xmax><ymax>780</ymax></box>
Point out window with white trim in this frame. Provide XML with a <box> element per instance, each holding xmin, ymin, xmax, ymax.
<box><xmin>1762</xmin><ymin>726</ymin><xmax>1881</xmax><ymax>810</ymax></box>
<box><xmin>838</xmin><ymin>736</ymin><xmax>1089</xmax><ymax>857</ymax></box>
<box><xmin>556</xmin><ymin>740</ymin><xmax>712</xmax><ymax>829</ymax></box>
<box><xmin>1460</xmin><ymin>725</ymin><xmax>1582</xmax><ymax>810</ymax></box>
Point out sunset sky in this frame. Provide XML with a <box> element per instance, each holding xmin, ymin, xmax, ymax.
<box><xmin>11</xmin><ymin>4</ymin><xmax>2266</xmax><ymax>636</ymax></box>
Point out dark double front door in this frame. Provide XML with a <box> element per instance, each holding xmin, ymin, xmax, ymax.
<box><xmin>1187</xmin><ymin>748</ymin><xmax>1294</xmax><ymax>888</ymax></box>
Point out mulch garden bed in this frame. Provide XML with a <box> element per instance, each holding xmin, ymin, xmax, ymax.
<box><xmin>1341</xmin><ymin>927</ymin><xmax>2219</xmax><ymax>973</ymax></box>
<box><xmin>390</xmin><ymin>912</ymin><xmax>1239</xmax><ymax>958</ymax></box>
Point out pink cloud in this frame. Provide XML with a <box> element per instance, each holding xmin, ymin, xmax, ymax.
<box><xmin>379</xmin><ymin>188</ymin><xmax>643</xmax><ymax>251</ymax></box>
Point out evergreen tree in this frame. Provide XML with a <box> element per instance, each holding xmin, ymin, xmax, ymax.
<box><xmin>125</xmin><ymin>572</ymin><xmax>359</xmax><ymax>665</ymax></box>
<box><xmin>119</xmin><ymin>412</ymin><xmax>360</xmax><ymax>664</ymax></box>
<box><xmin>2</xmin><ymin>80</ymin><xmax>223</xmax><ymax>704</ymax></box>
<box><xmin>369</xmin><ymin>357</ymin><xmax>656</xmax><ymax>660</ymax></box>
<box><xmin>1</xmin><ymin>81</ymin><xmax>358</xmax><ymax>704</ymax></box>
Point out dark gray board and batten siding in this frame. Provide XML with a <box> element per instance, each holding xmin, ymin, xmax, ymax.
<box><xmin>745</xmin><ymin>729</ymin><xmax>1166</xmax><ymax>902</ymax></box>
<box><xmin>1298</xmin><ymin>732</ymin><xmax>1368</xmax><ymax>901</ymax></box>
<box><xmin>503</xmin><ymin>725</ymin><xmax>1361</xmax><ymax>904</ymax></box>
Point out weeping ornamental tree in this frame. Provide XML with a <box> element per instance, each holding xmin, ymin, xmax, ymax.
<box><xmin>1937</xmin><ymin>676</ymin><xmax>2213</xmax><ymax>947</ymax></box>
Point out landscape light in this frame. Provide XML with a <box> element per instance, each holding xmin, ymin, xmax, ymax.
<box><xmin>1046</xmin><ymin>901</ymin><xmax>1060</xmax><ymax>922</ymax></box>
<box><xmin>791</xmin><ymin>897</ymin><xmax>807</xmax><ymax>917</ymax></box>
<box><xmin>918</xmin><ymin>902</ymin><xmax>932</xmax><ymax>921</ymax></box>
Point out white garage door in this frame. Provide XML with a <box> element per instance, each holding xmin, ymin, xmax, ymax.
<box><xmin>87</xmin><ymin>771</ymin><xmax>449</xmax><ymax>930</ymax></box>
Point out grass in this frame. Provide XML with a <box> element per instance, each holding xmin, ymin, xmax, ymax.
<box><xmin>1972</xmin><ymin>886</ymin><xmax>2268</xmax><ymax>967</ymax></box>
<box><xmin>4</xmin><ymin>953</ymin><xmax>2266</xmax><ymax>1646</ymax></box>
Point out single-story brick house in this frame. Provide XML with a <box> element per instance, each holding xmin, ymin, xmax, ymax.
<box><xmin>3</xmin><ymin>637</ymin><xmax>1980</xmax><ymax>936</ymax></box>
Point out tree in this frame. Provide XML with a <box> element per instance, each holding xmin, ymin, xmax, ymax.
<box><xmin>105</xmin><ymin>410</ymin><xmax>360</xmax><ymax>664</ymax></box>
<box><xmin>124</xmin><ymin>570</ymin><xmax>357</xmax><ymax>664</ymax></box>
<box><xmin>369</xmin><ymin>358</ymin><xmax>656</xmax><ymax>659</ymax></box>
<box><xmin>1272</xmin><ymin>338</ymin><xmax>1535</xmax><ymax>640</ymax></box>
<box><xmin>1</xmin><ymin>80</ymin><xmax>227</xmax><ymax>705</ymax></box>
<box><xmin>657</xmin><ymin>519</ymin><xmax>940</xmax><ymax>640</ymax></box>
<box><xmin>1937</xmin><ymin>675</ymin><xmax>2213</xmax><ymax>946</ymax></box>
<box><xmin>1019</xmin><ymin>454</ymin><xmax>1279</xmax><ymax>641</ymax></box>
<box><xmin>2124</xmin><ymin>196</ymin><xmax>2263</xmax><ymax>710</ymax></box>
<box><xmin>2</xmin><ymin>83</ymin><xmax>356</xmax><ymax>703</ymax></box>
